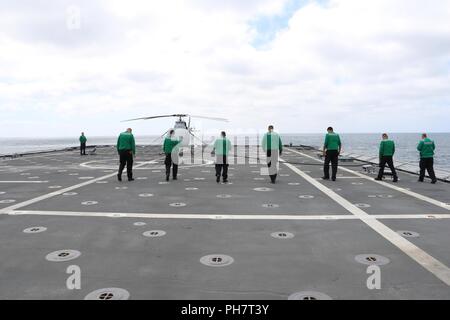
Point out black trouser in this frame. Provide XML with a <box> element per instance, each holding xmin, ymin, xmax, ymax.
<box><xmin>323</xmin><ymin>150</ymin><xmax>339</xmax><ymax>179</ymax></box>
<box><xmin>377</xmin><ymin>156</ymin><xmax>397</xmax><ymax>179</ymax></box>
<box><xmin>267</xmin><ymin>150</ymin><xmax>278</xmax><ymax>183</ymax></box>
<box><xmin>419</xmin><ymin>157</ymin><xmax>436</xmax><ymax>181</ymax></box>
<box><xmin>80</xmin><ymin>143</ymin><xmax>86</xmax><ymax>155</ymax></box>
<box><xmin>118</xmin><ymin>149</ymin><xmax>133</xmax><ymax>180</ymax></box>
<box><xmin>215</xmin><ymin>155</ymin><xmax>229</xmax><ymax>181</ymax></box>
<box><xmin>165</xmin><ymin>153</ymin><xmax>178</xmax><ymax>178</ymax></box>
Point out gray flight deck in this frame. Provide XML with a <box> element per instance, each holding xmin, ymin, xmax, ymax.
<box><xmin>0</xmin><ymin>145</ymin><xmax>449</xmax><ymax>300</ymax></box>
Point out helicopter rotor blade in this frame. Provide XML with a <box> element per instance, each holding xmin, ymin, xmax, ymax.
<box><xmin>189</xmin><ymin>115</ymin><xmax>229</xmax><ymax>122</ymax></box>
<box><xmin>121</xmin><ymin>114</ymin><xmax>188</xmax><ymax>122</ymax></box>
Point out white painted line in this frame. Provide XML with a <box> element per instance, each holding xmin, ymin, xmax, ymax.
<box><xmin>4</xmin><ymin>210</ymin><xmax>450</xmax><ymax>220</ymax></box>
<box><xmin>283</xmin><ymin>150</ymin><xmax>450</xmax><ymax>286</ymax></box>
<box><xmin>287</xmin><ymin>148</ymin><xmax>450</xmax><ymax>211</ymax></box>
<box><xmin>0</xmin><ymin>181</ymin><xmax>49</xmax><ymax>184</ymax></box>
<box><xmin>0</xmin><ymin>159</ymin><xmax>159</xmax><ymax>214</ymax></box>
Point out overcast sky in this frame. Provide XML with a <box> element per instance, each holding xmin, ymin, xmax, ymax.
<box><xmin>0</xmin><ymin>0</ymin><xmax>449</xmax><ymax>137</ymax></box>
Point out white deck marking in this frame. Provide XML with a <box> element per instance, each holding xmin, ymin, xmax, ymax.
<box><xmin>283</xmin><ymin>151</ymin><xmax>450</xmax><ymax>286</ymax></box>
<box><xmin>4</xmin><ymin>210</ymin><xmax>450</xmax><ymax>220</ymax></box>
<box><xmin>0</xmin><ymin>159</ymin><xmax>160</xmax><ymax>214</ymax></box>
<box><xmin>287</xmin><ymin>148</ymin><xmax>450</xmax><ymax>210</ymax></box>
<box><xmin>0</xmin><ymin>181</ymin><xmax>49</xmax><ymax>183</ymax></box>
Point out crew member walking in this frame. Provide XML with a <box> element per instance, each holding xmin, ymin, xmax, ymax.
<box><xmin>163</xmin><ymin>129</ymin><xmax>182</xmax><ymax>181</ymax></box>
<box><xmin>322</xmin><ymin>127</ymin><xmax>341</xmax><ymax>181</ymax></box>
<box><xmin>79</xmin><ymin>132</ymin><xmax>87</xmax><ymax>156</ymax></box>
<box><xmin>375</xmin><ymin>133</ymin><xmax>398</xmax><ymax>182</ymax></box>
<box><xmin>417</xmin><ymin>133</ymin><xmax>437</xmax><ymax>184</ymax></box>
<box><xmin>212</xmin><ymin>131</ymin><xmax>232</xmax><ymax>183</ymax></box>
<box><xmin>117</xmin><ymin>128</ymin><xmax>136</xmax><ymax>182</ymax></box>
<box><xmin>262</xmin><ymin>125</ymin><xmax>283</xmax><ymax>184</ymax></box>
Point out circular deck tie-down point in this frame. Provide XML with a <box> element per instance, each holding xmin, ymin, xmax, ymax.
<box><xmin>355</xmin><ymin>254</ymin><xmax>390</xmax><ymax>266</ymax></box>
<box><xmin>169</xmin><ymin>202</ymin><xmax>186</xmax><ymax>207</ymax></box>
<box><xmin>200</xmin><ymin>254</ymin><xmax>234</xmax><ymax>267</ymax></box>
<box><xmin>23</xmin><ymin>226</ymin><xmax>47</xmax><ymax>234</ymax></box>
<box><xmin>271</xmin><ymin>232</ymin><xmax>294</xmax><ymax>239</ymax></box>
<box><xmin>143</xmin><ymin>230</ymin><xmax>166</xmax><ymax>237</ymax></box>
<box><xmin>46</xmin><ymin>250</ymin><xmax>81</xmax><ymax>262</ymax></box>
<box><xmin>397</xmin><ymin>230</ymin><xmax>420</xmax><ymax>238</ymax></box>
<box><xmin>84</xmin><ymin>288</ymin><xmax>130</xmax><ymax>300</ymax></box>
<box><xmin>288</xmin><ymin>291</ymin><xmax>332</xmax><ymax>300</ymax></box>
<box><xmin>253</xmin><ymin>187</ymin><xmax>273</xmax><ymax>192</ymax></box>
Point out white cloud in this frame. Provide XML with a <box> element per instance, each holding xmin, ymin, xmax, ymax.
<box><xmin>0</xmin><ymin>0</ymin><xmax>449</xmax><ymax>137</ymax></box>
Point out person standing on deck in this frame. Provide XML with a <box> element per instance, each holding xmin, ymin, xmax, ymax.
<box><xmin>262</xmin><ymin>125</ymin><xmax>283</xmax><ymax>184</ymax></box>
<box><xmin>417</xmin><ymin>133</ymin><xmax>437</xmax><ymax>184</ymax></box>
<box><xmin>322</xmin><ymin>127</ymin><xmax>341</xmax><ymax>181</ymax></box>
<box><xmin>212</xmin><ymin>131</ymin><xmax>232</xmax><ymax>183</ymax></box>
<box><xmin>375</xmin><ymin>133</ymin><xmax>398</xmax><ymax>182</ymax></box>
<box><xmin>117</xmin><ymin>128</ymin><xmax>136</xmax><ymax>182</ymax></box>
<box><xmin>79</xmin><ymin>132</ymin><xmax>87</xmax><ymax>156</ymax></box>
<box><xmin>163</xmin><ymin>129</ymin><xmax>182</xmax><ymax>181</ymax></box>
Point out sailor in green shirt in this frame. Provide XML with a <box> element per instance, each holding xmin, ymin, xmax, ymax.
<box><xmin>322</xmin><ymin>127</ymin><xmax>341</xmax><ymax>181</ymax></box>
<box><xmin>417</xmin><ymin>133</ymin><xmax>437</xmax><ymax>183</ymax></box>
<box><xmin>163</xmin><ymin>129</ymin><xmax>182</xmax><ymax>181</ymax></box>
<box><xmin>262</xmin><ymin>125</ymin><xmax>283</xmax><ymax>184</ymax></box>
<box><xmin>79</xmin><ymin>132</ymin><xmax>87</xmax><ymax>156</ymax></box>
<box><xmin>116</xmin><ymin>128</ymin><xmax>136</xmax><ymax>182</ymax></box>
<box><xmin>212</xmin><ymin>131</ymin><xmax>232</xmax><ymax>183</ymax></box>
<box><xmin>375</xmin><ymin>133</ymin><xmax>398</xmax><ymax>182</ymax></box>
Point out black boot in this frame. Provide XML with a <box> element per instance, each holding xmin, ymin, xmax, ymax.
<box><xmin>117</xmin><ymin>174</ymin><xmax>122</xmax><ymax>182</ymax></box>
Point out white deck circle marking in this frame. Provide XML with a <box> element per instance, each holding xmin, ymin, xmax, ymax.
<box><xmin>84</xmin><ymin>288</ymin><xmax>130</xmax><ymax>300</ymax></box>
<box><xmin>133</xmin><ymin>222</ymin><xmax>146</xmax><ymax>226</ymax></box>
<box><xmin>288</xmin><ymin>182</ymin><xmax>300</xmax><ymax>185</ymax></box>
<box><xmin>170</xmin><ymin>202</ymin><xmax>186</xmax><ymax>207</ymax></box>
<box><xmin>23</xmin><ymin>226</ymin><xmax>47</xmax><ymax>233</ymax></box>
<box><xmin>397</xmin><ymin>230</ymin><xmax>420</xmax><ymax>238</ymax></box>
<box><xmin>139</xmin><ymin>193</ymin><xmax>154</xmax><ymax>197</ymax></box>
<box><xmin>82</xmin><ymin>201</ymin><xmax>98</xmax><ymax>206</ymax></box>
<box><xmin>96</xmin><ymin>181</ymin><xmax>108</xmax><ymax>184</ymax></box>
<box><xmin>354</xmin><ymin>203</ymin><xmax>371</xmax><ymax>208</ymax></box>
<box><xmin>115</xmin><ymin>186</ymin><xmax>128</xmax><ymax>190</ymax></box>
<box><xmin>46</xmin><ymin>250</ymin><xmax>81</xmax><ymax>262</ymax></box>
<box><xmin>0</xmin><ymin>199</ymin><xmax>16</xmax><ymax>204</ymax></box>
<box><xmin>271</xmin><ymin>232</ymin><xmax>294</xmax><ymax>239</ymax></box>
<box><xmin>254</xmin><ymin>187</ymin><xmax>273</xmax><ymax>192</ymax></box>
<box><xmin>200</xmin><ymin>254</ymin><xmax>234</xmax><ymax>267</ymax></box>
<box><xmin>143</xmin><ymin>230</ymin><xmax>166</xmax><ymax>237</ymax></box>
<box><xmin>262</xmin><ymin>204</ymin><xmax>279</xmax><ymax>208</ymax></box>
<box><xmin>355</xmin><ymin>254</ymin><xmax>390</xmax><ymax>266</ymax></box>
<box><xmin>137</xmin><ymin>177</ymin><xmax>147</xmax><ymax>180</ymax></box>
<box><xmin>0</xmin><ymin>192</ymin><xmax>5</xmax><ymax>195</ymax></box>
<box><xmin>62</xmin><ymin>192</ymin><xmax>78</xmax><ymax>196</ymax></box>
<box><xmin>159</xmin><ymin>182</ymin><xmax>169</xmax><ymax>185</ymax></box>
<box><xmin>288</xmin><ymin>291</ymin><xmax>332</xmax><ymax>300</ymax></box>
<box><xmin>299</xmin><ymin>195</ymin><xmax>314</xmax><ymax>199</ymax></box>
<box><xmin>216</xmin><ymin>194</ymin><xmax>232</xmax><ymax>198</ymax></box>
<box><xmin>185</xmin><ymin>188</ymin><xmax>198</xmax><ymax>191</ymax></box>
<box><xmin>48</xmin><ymin>186</ymin><xmax>62</xmax><ymax>189</ymax></box>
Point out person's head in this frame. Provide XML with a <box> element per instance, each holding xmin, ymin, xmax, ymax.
<box><xmin>81</xmin><ymin>132</ymin><xmax>84</xmax><ymax>135</ymax></box>
<box><xmin>221</xmin><ymin>131</ymin><xmax>226</xmax><ymax>138</ymax></box>
<box><xmin>169</xmin><ymin>129</ymin><xmax>175</xmax><ymax>136</ymax></box>
<box><xmin>268</xmin><ymin>125</ymin><xmax>274</xmax><ymax>132</ymax></box>
<box><xmin>382</xmin><ymin>133</ymin><xmax>388</xmax><ymax>140</ymax></box>
<box><xmin>327</xmin><ymin>127</ymin><xmax>333</xmax><ymax>133</ymax></box>
<box><xmin>126</xmin><ymin>128</ymin><xmax>132</xmax><ymax>133</ymax></box>
<box><xmin>422</xmin><ymin>133</ymin><xmax>427</xmax><ymax>139</ymax></box>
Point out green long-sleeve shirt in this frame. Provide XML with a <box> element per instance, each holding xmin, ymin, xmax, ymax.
<box><xmin>262</xmin><ymin>132</ymin><xmax>283</xmax><ymax>153</ymax></box>
<box><xmin>117</xmin><ymin>132</ymin><xmax>136</xmax><ymax>155</ymax></box>
<box><xmin>163</xmin><ymin>137</ymin><xmax>181</xmax><ymax>154</ymax></box>
<box><xmin>379</xmin><ymin>139</ymin><xmax>395</xmax><ymax>157</ymax></box>
<box><xmin>417</xmin><ymin>138</ymin><xmax>435</xmax><ymax>158</ymax></box>
<box><xmin>79</xmin><ymin>136</ymin><xmax>87</xmax><ymax>143</ymax></box>
<box><xmin>213</xmin><ymin>138</ymin><xmax>232</xmax><ymax>156</ymax></box>
<box><xmin>324</xmin><ymin>133</ymin><xmax>341</xmax><ymax>151</ymax></box>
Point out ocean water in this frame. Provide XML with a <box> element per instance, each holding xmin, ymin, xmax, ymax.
<box><xmin>1</xmin><ymin>133</ymin><xmax>449</xmax><ymax>172</ymax></box>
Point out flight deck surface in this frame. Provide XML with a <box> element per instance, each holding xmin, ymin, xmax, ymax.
<box><xmin>0</xmin><ymin>145</ymin><xmax>449</xmax><ymax>299</ymax></box>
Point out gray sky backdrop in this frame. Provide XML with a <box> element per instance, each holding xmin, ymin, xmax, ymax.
<box><xmin>0</xmin><ymin>0</ymin><xmax>449</xmax><ymax>137</ymax></box>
